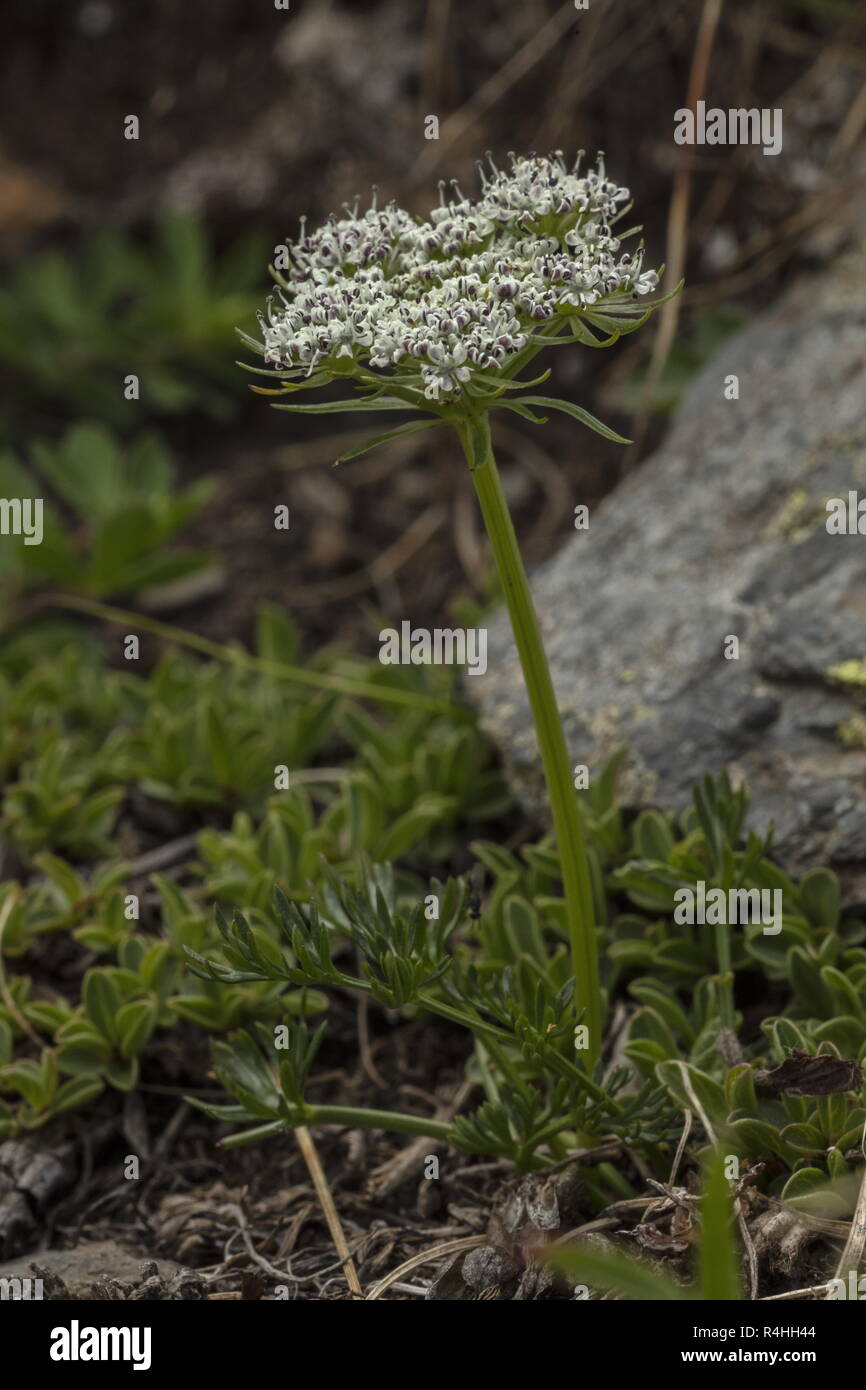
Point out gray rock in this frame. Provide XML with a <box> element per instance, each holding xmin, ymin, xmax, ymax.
<box><xmin>461</xmin><ymin>1243</ymin><xmax>519</xmax><ymax>1294</ymax></box>
<box><xmin>472</xmin><ymin>251</ymin><xmax>866</xmax><ymax>888</ymax></box>
<box><xmin>0</xmin><ymin>1136</ymin><xmax>77</xmax><ymax>1259</ymax></box>
<box><xmin>0</xmin><ymin>1239</ymin><xmax>187</xmax><ymax>1298</ymax></box>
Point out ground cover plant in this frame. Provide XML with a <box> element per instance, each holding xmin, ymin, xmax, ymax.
<box><xmin>2</xmin><ymin>603</ymin><xmax>865</xmax><ymax>1300</ymax></box>
<box><xmin>2</xmin><ymin>94</ymin><xmax>865</xmax><ymax>1308</ymax></box>
<box><xmin>193</xmin><ymin>150</ymin><xmax>866</xmax><ymax>1301</ymax></box>
<box><xmin>0</xmin><ymin>215</ymin><xmax>264</xmax><ymax>438</ymax></box>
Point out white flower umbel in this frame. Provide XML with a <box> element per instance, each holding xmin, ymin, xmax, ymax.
<box><xmin>243</xmin><ymin>151</ymin><xmax>667</xmax><ymax>421</ymax></box>
<box><xmin>242</xmin><ymin>152</ymin><xmax>678</xmax><ymax>1070</ymax></box>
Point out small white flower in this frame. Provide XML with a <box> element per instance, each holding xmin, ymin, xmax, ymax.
<box><xmin>422</xmin><ymin>362</ymin><xmax>473</xmax><ymax>399</ymax></box>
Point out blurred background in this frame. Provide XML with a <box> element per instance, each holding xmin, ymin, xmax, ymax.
<box><xmin>2</xmin><ymin>0</ymin><xmax>865</xmax><ymax>651</ymax></box>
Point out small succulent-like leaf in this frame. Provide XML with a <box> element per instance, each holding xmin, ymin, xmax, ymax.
<box><xmin>82</xmin><ymin>969</ymin><xmax>123</xmax><ymax>1045</ymax></box>
<box><xmin>116</xmin><ymin>999</ymin><xmax>159</xmax><ymax>1059</ymax></box>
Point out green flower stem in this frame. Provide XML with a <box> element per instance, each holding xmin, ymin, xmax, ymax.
<box><xmin>714</xmin><ymin>919</ymin><xmax>736</xmax><ymax>1033</ymax></box>
<box><xmin>480</xmin><ymin>1033</ymin><xmax>534</xmax><ymax>1101</ymax></box>
<box><xmin>416</xmin><ymin>993</ymin><xmax>512</xmax><ymax>1044</ymax></box>
<box><xmin>219</xmin><ymin>1108</ymin><xmax>452</xmax><ymax>1149</ymax></box>
<box><xmin>42</xmin><ymin>592</ymin><xmax>456</xmax><ymax>716</ymax></box>
<box><xmin>522</xmin><ymin>1115</ymin><xmax>580</xmax><ymax>1156</ymax></box>
<box><xmin>321</xmin><ymin>977</ymin><xmax>515</xmax><ymax>1047</ymax></box>
<box><xmin>218</xmin><ymin>1120</ymin><xmax>287</xmax><ymax>1149</ymax></box>
<box><xmin>714</xmin><ymin>860</ymin><xmax>736</xmax><ymax>1032</ymax></box>
<box><xmin>308</xmin><ymin>1105</ymin><xmax>453</xmax><ymax>1139</ymax></box>
<box><xmin>456</xmin><ymin>412</ymin><xmax>602</xmax><ymax>1066</ymax></box>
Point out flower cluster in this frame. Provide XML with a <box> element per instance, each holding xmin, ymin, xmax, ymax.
<box><xmin>256</xmin><ymin>153</ymin><xmax>659</xmax><ymax>401</ymax></box>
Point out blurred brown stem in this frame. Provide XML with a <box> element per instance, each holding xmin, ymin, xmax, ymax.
<box><xmin>629</xmin><ymin>0</ymin><xmax>724</xmax><ymax>458</ymax></box>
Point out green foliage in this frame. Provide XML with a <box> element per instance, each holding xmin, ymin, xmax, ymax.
<box><xmin>550</xmin><ymin>1148</ymin><xmax>741</xmax><ymax>1300</ymax></box>
<box><xmin>0</xmin><ymin>216</ymin><xmax>264</xmax><ymax>436</ymax></box>
<box><xmin>2</xmin><ymin>590</ymin><xmax>866</xmax><ymax>1252</ymax></box>
<box><xmin>3</xmin><ymin>740</ymin><xmax>128</xmax><ymax>858</ymax></box>
<box><xmin>0</xmin><ymin>423</ymin><xmax>213</xmax><ymax>602</ymax></box>
<box><xmin>337</xmin><ymin>702</ymin><xmax>510</xmax><ymax>860</ymax></box>
<box><xmin>189</xmin><ymin>861</ymin><xmax>676</xmax><ymax>1169</ymax></box>
<box><xmin>129</xmin><ymin>655</ymin><xmax>337</xmax><ymax>811</ymax></box>
<box><xmin>0</xmin><ymin>613</ymin><xmax>508</xmax><ymax>1135</ymax></box>
<box><xmin>189</xmin><ymin>756</ymin><xmax>866</xmax><ymax>1212</ymax></box>
<box><xmin>698</xmin><ymin>1149</ymin><xmax>743</xmax><ymax>1300</ymax></box>
<box><xmin>0</xmin><ymin>610</ymin><xmax>505</xmax><ymax>865</ymax></box>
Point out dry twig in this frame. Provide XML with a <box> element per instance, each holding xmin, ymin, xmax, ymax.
<box><xmin>295</xmin><ymin>1124</ymin><xmax>363</xmax><ymax>1298</ymax></box>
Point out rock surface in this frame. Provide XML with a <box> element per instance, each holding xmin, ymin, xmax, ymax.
<box><xmin>472</xmin><ymin>251</ymin><xmax>866</xmax><ymax>888</ymax></box>
<box><xmin>0</xmin><ymin>1135</ymin><xmax>78</xmax><ymax>1260</ymax></box>
<box><xmin>0</xmin><ymin>1239</ymin><xmax>192</xmax><ymax>1299</ymax></box>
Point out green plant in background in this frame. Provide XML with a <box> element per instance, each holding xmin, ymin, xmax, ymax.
<box><xmin>0</xmin><ymin>215</ymin><xmax>265</xmax><ymax>435</ymax></box>
<box><xmin>0</xmin><ymin>611</ymin><xmax>489</xmax><ymax>869</ymax></box>
<box><xmin>0</xmin><ymin>422</ymin><xmax>213</xmax><ymax>606</ymax></box>
<box><xmin>1</xmin><ymin>602</ymin><xmax>865</xmax><ymax>1263</ymax></box>
<box><xmin>189</xmin><ymin>752</ymin><xmax>866</xmax><ymax>1224</ymax></box>
<box><xmin>242</xmin><ymin>152</ymin><xmax>677</xmax><ymax>1067</ymax></box>
<box><xmin>337</xmin><ymin>702</ymin><xmax>510</xmax><ymax>861</ymax></box>
<box><xmin>0</xmin><ymin>616</ymin><xmax>509</xmax><ymax>1137</ymax></box>
<box><xmin>0</xmin><ymin>892</ymin><xmax>327</xmax><ymax>1136</ymax></box>
<box><xmin>3</xmin><ymin>739</ymin><xmax>129</xmax><ymax>859</ymax></box>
